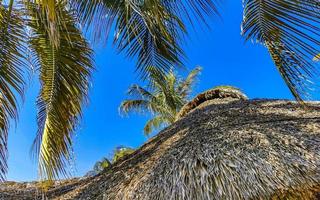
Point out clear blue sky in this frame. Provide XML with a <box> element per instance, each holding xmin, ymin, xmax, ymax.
<box><xmin>7</xmin><ymin>1</ymin><xmax>317</xmax><ymax>181</ymax></box>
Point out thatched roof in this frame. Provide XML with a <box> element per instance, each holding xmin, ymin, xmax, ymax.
<box><xmin>1</xmin><ymin>98</ymin><xmax>320</xmax><ymax>200</ymax></box>
<box><xmin>176</xmin><ymin>86</ymin><xmax>248</xmax><ymax>120</ymax></box>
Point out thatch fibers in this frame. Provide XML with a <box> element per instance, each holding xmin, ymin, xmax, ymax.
<box><xmin>0</xmin><ymin>97</ymin><xmax>320</xmax><ymax>199</ymax></box>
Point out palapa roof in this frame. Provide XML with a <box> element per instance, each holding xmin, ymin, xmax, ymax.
<box><xmin>176</xmin><ymin>86</ymin><xmax>248</xmax><ymax>120</ymax></box>
<box><xmin>1</xmin><ymin>93</ymin><xmax>320</xmax><ymax>199</ymax></box>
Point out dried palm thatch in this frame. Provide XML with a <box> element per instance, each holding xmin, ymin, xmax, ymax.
<box><xmin>1</xmin><ymin>98</ymin><xmax>320</xmax><ymax>200</ymax></box>
<box><xmin>176</xmin><ymin>86</ymin><xmax>248</xmax><ymax>120</ymax></box>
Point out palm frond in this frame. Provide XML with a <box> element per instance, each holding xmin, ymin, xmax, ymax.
<box><xmin>178</xmin><ymin>66</ymin><xmax>202</xmax><ymax>98</ymax></box>
<box><xmin>29</xmin><ymin>0</ymin><xmax>64</xmax><ymax>47</ymax></box>
<box><xmin>120</xmin><ymin>66</ymin><xmax>200</xmax><ymax>134</ymax></box>
<box><xmin>114</xmin><ymin>0</ymin><xmax>185</xmax><ymax>78</ymax></box>
<box><xmin>28</xmin><ymin>4</ymin><xmax>94</xmax><ymax>180</ymax></box>
<box><xmin>0</xmin><ymin>4</ymin><xmax>26</xmax><ymax>181</ymax></box>
<box><xmin>162</xmin><ymin>0</ymin><xmax>220</xmax><ymax>26</ymax></box>
<box><xmin>144</xmin><ymin>115</ymin><xmax>168</xmax><ymax>135</ymax></box>
<box><xmin>72</xmin><ymin>0</ymin><xmax>185</xmax><ymax>78</ymax></box>
<box><xmin>119</xmin><ymin>99</ymin><xmax>151</xmax><ymax>115</ymax></box>
<box><xmin>71</xmin><ymin>0</ymin><xmax>220</xmax><ymax>78</ymax></box>
<box><xmin>127</xmin><ymin>84</ymin><xmax>154</xmax><ymax>100</ymax></box>
<box><xmin>112</xmin><ymin>146</ymin><xmax>134</xmax><ymax>163</ymax></box>
<box><xmin>93</xmin><ymin>157</ymin><xmax>111</xmax><ymax>172</ymax></box>
<box><xmin>241</xmin><ymin>0</ymin><xmax>320</xmax><ymax>101</ymax></box>
<box><xmin>148</xmin><ymin>67</ymin><xmax>181</xmax><ymax>111</ymax></box>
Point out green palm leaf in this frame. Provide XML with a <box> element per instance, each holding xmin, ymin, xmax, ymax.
<box><xmin>28</xmin><ymin>3</ymin><xmax>94</xmax><ymax>180</ymax></box>
<box><xmin>127</xmin><ymin>84</ymin><xmax>155</xmax><ymax>100</ymax></box>
<box><xmin>112</xmin><ymin>146</ymin><xmax>134</xmax><ymax>163</ymax></box>
<box><xmin>120</xmin><ymin>99</ymin><xmax>151</xmax><ymax>115</ymax></box>
<box><xmin>241</xmin><ymin>0</ymin><xmax>320</xmax><ymax>101</ymax></box>
<box><xmin>29</xmin><ymin>0</ymin><xmax>62</xmax><ymax>47</ymax></box>
<box><xmin>110</xmin><ymin>0</ymin><xmax>185</xmax><ymax>78</ymax></box>
<box><xmin>0</xmin><ymin>3</ymin><xmax>26</xmax><ymax>180</ymax></box>
<box><xmin>178</xmin><ymin>66</ymin><xmax>202</xmax><ymax>98</ymax></box>
<box><xmin>71</xmin><ymin>0</ymin><xmax>220</xmax><ymax>78</ymax></box>
<box><xmin>120</xmin><ymin>66</ymin><xmax>200</xmax><ymax>135</ymax></box>
<box><xmin>144</xmin><ymin>115</ymin><xmax>168</xmax><ymax>135</ymax></box>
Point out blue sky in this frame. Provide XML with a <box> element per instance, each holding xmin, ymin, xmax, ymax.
<box><xmin>7</xmin><ymin>1</ymin><xmax>311</xmax><ymax>181</ymax></box>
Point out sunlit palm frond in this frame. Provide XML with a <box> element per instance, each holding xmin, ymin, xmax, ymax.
<box><xmin>178</xmin><ymin>66</ymin><xmax>202</xmax><ymax>98</ymax></box>
<box><xmin>241</xmin><ymin>0</ymin><xmax>320</xmax><ymax>101</ymax></box>
<box><xmin>314</xmin><ymin>53</ymin><xmax>320</xmax><ymax>62</ymax></box>
<box><xmin>0</xmin><ymin>4</ymin><xmax>26</xmax><ymax>181</ymax></box>
<box><xmin>120</xmin><ymin>66</ymin><xmax>199</xmax><ymax>135</ymax></box>
<box><xmin>112</xmin><ymin>146</ymin><xmax>134</xmax><ymax>163</ymax></box>
<box><xmin>93</xmin><ymin>157</ymin><xmax>111</xmax><ymax>172</ymax></box>
<box><xmin>144</xmin><ymin>115</ymin><xmax>168</xmax><ymax>135</ymax></box>
<box><xmin>127</xmin><ymin>84</ymin><xmax>154</xmax><ymax>100</ymax></box>
<box><xmin>119</xmin><ymin>99</ymin><xmax>151</xmax><ymax>115</ymax></box>
<box><xmin>28</xmin><ymin>4</ymin><xmax>94</xmax><ymax>180</ymax></box>
<box><xmin>148</xmin><ymin>67</ymin><xmax>181</xmax><ymax>110</ymax></box>
<box><xmin>29</xmin><ymin>0</ymin><xmax>64</xmax><ymax>47</ymax></box>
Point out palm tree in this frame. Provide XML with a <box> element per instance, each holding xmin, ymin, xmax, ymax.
<box><xmin>112</xmin><ymin>146</ymin><xmax>135</xmax><ymax>163</ymax></box>
<box><xmin>0</xmin><ymin>0</ymin><xmax>217</xmax><ymax>181</ymax></box>
<box><xmin>86</xmin><ymin>146</ymin><xmax>134</xmax><ymax>176</ymax></box>
<box><xmin>120</xmin><ymin>67</ymin><xmax>202</xmax><ymax>135</ymax></box>
<box><xmin>85</xmin><ymin>157</ymin><xmax>111</xmax><ymax>177</ymax></box>
<box><xmin>0</xmin><ymin>0</ymin><xmax>319</xmax><ymax>182</ymax></box>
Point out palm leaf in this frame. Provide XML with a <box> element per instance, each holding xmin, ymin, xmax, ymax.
<box><xmin>93</xmin><ymin>157</ymin><xmax>111</xmax><ymax>172</ymax></box>
<box><xmin>178</xmin><ymin>66</ymin><xmax>202</xmax><ymax>98</ymax></box>
<box><xmin>112</xmin><ymin>146</ymin><xmax>134</xmax><ymax>163</ymax></box>
<box><xmin>71</xmin><ymin>0</ymin><xmax>184</xmax><ymax>78</ymax></box>
<box><xmin>144</xmin><ymin>115</ymin><xmax>168</xmax><ymax>135</ymax></box>
<box><xmin>241</xmin><ymin>0</ymin><xmax>320</xmax><ymax>101</ymax></box>
<box><xmin>148</xmin><ymin>67</ymin><xmax>181</xmax><ymax>111</ymax></box>
<box><xmin>0</xmin><ymin>4</ymin><xmax>26</xmax><ymax>181</ymax></box>
<box><xmin>162</xmin><ymin>0</ymin><xmax>220</xmax><ymax>26</ymax></box>
<box><xmin>119</xmin><ymin>99</ymin><xmax>151</xmax><ymax>115</ymax></box>
<box><xmin>28</xmin><ymin>3</ymin><xmax>94</xmax><ymax>180</ymax></box>
<box><xmin>113</xmin><ymin>0</ymin><xmax>185</xmax><ymax>78</ymax></box>
<box><xmin>29</xmin><ymin>0</ymin><xmax>63</xmax><ymax>47</ymax></box>
<box><xmin>127</xmin><ymin>84</ymin><xmax>154</xmax><ymax>100</ymax></box>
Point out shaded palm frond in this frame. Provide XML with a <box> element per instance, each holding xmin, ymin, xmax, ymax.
<box><xmin>28</xmin><ymin>3</ymin><xmax>94</xmax><ymax>180</ymax></box>
<box><xmin>241</xmin><ymin>0</ymin><xmax>320</xmax><ymax>101</ymax></box>
<box><xmin>0</xmin><ymin>4</ymin><xmax>26</xmax><ymax>181</ymax></box>
<box><xmin>70</xmin><ymin>0</ymin><xmax>116</xmax><ymax>41</ymax></box>
<box><xmin>114</xmin><ymin>0</ymin><xmax>185</xmax><ymax>78</ymax></box>
<box><xmin>71</xmin><ymin>0</ymin><xmax>185</xmax><ymax>78</ymax></box>
<box><xmin>178</xmin><ymin>66</ymin><xmax>202</xmax><ymax>98</ymax></box>
<box><xmin>144</xmin><ymin>115</ymin><xmax>168</xmax><ymax>135</ymax></box>
<box><xmin>162</xmin><ymin>0</ymin><xmax>220</xmax><ymax>26</ymax></box>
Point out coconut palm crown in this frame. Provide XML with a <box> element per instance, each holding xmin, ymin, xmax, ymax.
<box><xmin>120</xmin><ymin>66</ymin><xmax>202</xmax><ymax>135</ymax></box>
